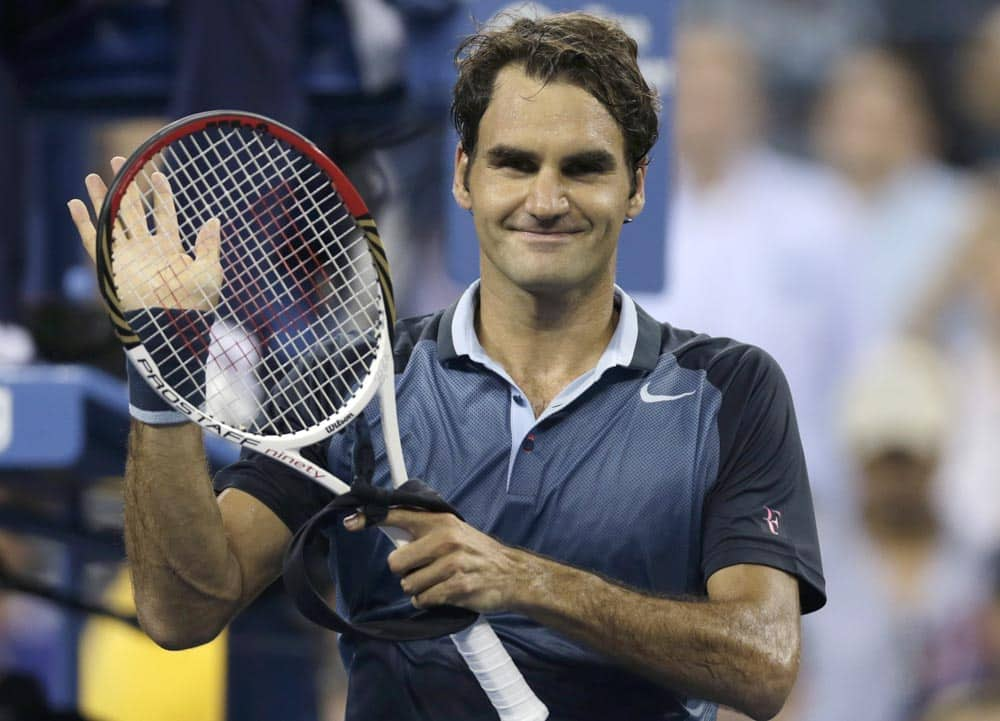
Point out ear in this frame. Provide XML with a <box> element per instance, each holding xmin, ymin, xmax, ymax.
<box><xmin>452</xmin><ymin>144</ymin><xmax>472</xmax><ymax>211</ymax></box>
<box><xmin>625</xmin><ymin>164</ymin><xmax>647</xmax><ymax>222</ymax></box>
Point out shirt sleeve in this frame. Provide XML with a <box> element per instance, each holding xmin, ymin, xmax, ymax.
<box><xmin>213</xmin><ymin>431</ymin><xmax>348</xmax><ymax>533</ymax></box>
<box><xmin>700</xmin><ymin>345</ymin><xmax>826</xmax><ymax>613</ymax></box>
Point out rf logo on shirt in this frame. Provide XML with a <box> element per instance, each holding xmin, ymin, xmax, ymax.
<box><xmin>764</xmin><ymin>507</ymin><xmax>782</xmax><ymax>536</ymax></box>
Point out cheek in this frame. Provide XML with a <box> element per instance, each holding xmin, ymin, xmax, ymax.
<box><xmin>468</xmin><ymin>174</ymin><xmax>522</xmax><ymax>216</ymax></box>
<box><xmin>589</xmin><ymin>192</ymin><xmax>631</xmax><ymax>226</ymax></box>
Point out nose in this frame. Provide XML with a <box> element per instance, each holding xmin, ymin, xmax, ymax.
<box><xmin>524</xmin><ymin>167</ymin><xmax>569</xmax><ymax>220</ymax></box>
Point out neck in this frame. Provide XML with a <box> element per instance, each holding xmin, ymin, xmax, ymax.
<box><xmin>476</xmin><ymin>277</ymin><xmax>619</xmax><ymax>406</ymax></box>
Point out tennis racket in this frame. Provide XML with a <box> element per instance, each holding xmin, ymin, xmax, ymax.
<box><xmin>92</xmin><ymin>110</ymin><xmax>548</xmax><ymax>721</ymax></box>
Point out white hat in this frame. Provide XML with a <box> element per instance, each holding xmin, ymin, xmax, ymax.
<box><xmin>840</xmin><ymin>337</ymin><xmax>953</xmax><ymax>461</ymax></box>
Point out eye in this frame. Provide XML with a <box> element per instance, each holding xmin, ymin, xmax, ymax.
<box><xmin>562</xmin><ymin>159</ymin><xmax>613</xmax><ymax>178</ymax></box>
<box><xmin>493</xmin><ymin>158</ymin><xmax>537</xmax><ymax>174</ymax></box>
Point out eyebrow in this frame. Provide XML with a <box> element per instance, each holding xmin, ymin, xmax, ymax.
<box><xmin>484</xmin><ymin>145</ymin><xmax>619</xmax><ymax>171</ymax></box>
<box><xmin>485</xmin><ymin>145</ymin><xmax>538</xmax><ymax>166</ymax></box>
<box><xmin>561</xmin><ymin>149</ymin><xmax>618</xmax><ymax>171</ymax></box>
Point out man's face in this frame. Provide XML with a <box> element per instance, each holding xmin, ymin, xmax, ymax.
<box><xmin>453</xmin><ymin>65</ymin><xmax>645</xmax><ymax>298</ymax></box>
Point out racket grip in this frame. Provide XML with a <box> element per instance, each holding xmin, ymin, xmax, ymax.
<box><xmin>451</xmin><ymin>616</ymin><xmax>549</xmax><ymax>721</ymax></box>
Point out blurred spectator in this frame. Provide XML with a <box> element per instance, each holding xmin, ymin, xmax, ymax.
<box><xmin>918</xmin><ymin>684</ymin><xmax>1000</xmax><ymax>721</ymax></box>
<box><xmin>913</xmin><ymin>552</ymin><xmax>1000</xmax><ymax>712</ymax></box>
<box><xmin>811</xmin><ymin>46</ymin><xmax>1000</xmax><ymax>554</ymax></box>
<box><xmin>0</xmin><ymin>530</ymin><xmax>73</xmax><ymax>713</ymax></box>
<box><xmin>796</xmin><ymin>339</ymin><xmax>990</xmax><ymax>721</ymax></box>
<box><xmin>170</xmin><ymin>0</ymin><xmax>310</xmax><ymax>129</ymax></box>
<box><xmin>634</xmin><ymin>24</ymin><xmax>858</xmax><ymax>515</ymax></box>
<box><xmin>677</xmin><ymin>0</ymin><xmax>884</xmax><ymax>151</ymax></box>
<box><xmin>955</xmin><ymin>5</ymin><xmax>1000</xmax><ymax>167</ymax></box>
<box><xmin>811</xmin><ymin>48</ymin><xmax>977</xmax><ymax>344</ymax></box>
<box><xmin>675</xmin><ymin>0</ymin><xmax>1000</xmax><ymax>162</ymax></box>
<box><xmin>906</xmin><ymin>181</ymin><xmax>1000</xmax><ymax>554</ymax></box>
<box><xmin>171</xmin><ymin>0</ymin><xmax>460</xmax><ymax>317</ymax></box>
<box><xmin>0</xmin><ymin>672</ymin><xmax>92</xmax><ymax>721</ymax></box>
<box><xmin>0</xmin><ymin>56</ymin><xmax>35</xmax><ymax>365</ymax></box>
<box><xmin>880</xmin><ymin>0</ymin><xmax>1000</xmax><ymax>166</ymax></box>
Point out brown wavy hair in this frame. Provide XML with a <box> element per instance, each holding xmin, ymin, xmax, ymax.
<box><xmin>452</xmin><ymin>12</ymin><xmax>661</xmax><ymax>194</ymax></box>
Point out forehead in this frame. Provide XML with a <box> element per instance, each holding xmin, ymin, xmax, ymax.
<box><xmin>477</xmin><ymin>64</ymin><xmax>626</xmax><ymax>158</ymax></box>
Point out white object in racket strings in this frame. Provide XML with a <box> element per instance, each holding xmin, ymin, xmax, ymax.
<box><xmin>94</xmin><ymin>110</ymin><xmax>548</xmax><ymax>721</ymax></box>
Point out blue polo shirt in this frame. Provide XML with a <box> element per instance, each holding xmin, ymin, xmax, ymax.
<box><xmin>216</xmin><ymin>283</ymin><xmax>825</xmax><ymax>721</ymax></box>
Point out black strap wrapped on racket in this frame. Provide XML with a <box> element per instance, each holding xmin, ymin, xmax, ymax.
<box><xmin>282</xmin><ymin>480</ymin><xmax>478</xmax><ymax>641</ymax></box>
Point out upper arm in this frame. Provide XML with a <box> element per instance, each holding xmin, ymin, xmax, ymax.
<box><xmin>701</xmin><ymin>346</ymin><xmax>826</xmax><ymax>614</ymax></box>
<box><xmin>707</xmin><ymin>563</ymin><xmax>801</xmax><ymax>617</ymax></box>
<box><xmin>211</xmin><ymin>438</ymin><xmax>341</xmax><ymax>604</ymax></box>
<box><xmin>218</xmin><ymin>488</ymin><xmax>292</xmax><ymax>607</ymax></box>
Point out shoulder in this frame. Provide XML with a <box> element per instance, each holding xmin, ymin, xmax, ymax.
<box><xmin>655</xmin><ymin>315</ymin><xmax>786</xmax><ymax>395</ymax></box>
<box><xmin>649</xmin><ymin>313</ymin><xmax>796</xmax><ymax>453</ymax></box>
<box><xmin>390</xmin><ymin>309</ymin><xmax>446</xmax><ymax>371</ymax></box>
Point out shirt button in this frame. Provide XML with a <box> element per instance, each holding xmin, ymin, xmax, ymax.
<box><xmin>513</xmin><ymin>394</ymin><xmax>526</xmax><ymax>406</ymax></box>
<box><xmin>521</xmin><ymin>434</ymin><xmax>535</xmax><ymax>452</ymax></box>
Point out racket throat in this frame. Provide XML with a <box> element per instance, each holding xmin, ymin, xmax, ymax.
<box><xmin>376</xmin><ymin>323</ymin><xmax>408</xmax><ymax>489</ymax></box>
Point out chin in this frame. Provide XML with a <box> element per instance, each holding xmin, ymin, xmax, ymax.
<box><xmin>511</xmin><ymin>270</ymin><xmax>603</xmax><ymax>297</ymax></box>
<box><xmin>513</xmin><ymin>277</ymin><xmax>578</xmax><ymax>295</ymax></box>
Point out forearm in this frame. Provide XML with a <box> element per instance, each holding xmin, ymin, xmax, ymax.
<box><xmin>124</xmin><ymin>420</ymin><xmax>243</xmax><ymax>648</ymax></box>
<box><xmin>510</xmin><ymin>555</ymin><xmax>799</xmax><ymax>720</ymax></box>
<box><xmin>382</xmin><ymin>510</ymin><xmax>801</xmax><ymax>719</ymax></box>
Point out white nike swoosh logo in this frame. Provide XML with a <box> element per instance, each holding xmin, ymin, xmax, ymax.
<box><xmin>640</xmin><ymin>383</ymin><xmax>696</xmax><ymax>403</ymax></box>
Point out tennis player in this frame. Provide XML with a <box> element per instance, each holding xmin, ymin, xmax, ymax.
<box><xmin>68</xmin><ymin>12</ymin><xmax>824</xmax><ymax>721</ymax></box>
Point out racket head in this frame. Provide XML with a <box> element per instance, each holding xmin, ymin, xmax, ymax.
<box><xmin>95</xmin><ymin>110</ymin><xmax>398</xmax><ymax>447</ymax></box>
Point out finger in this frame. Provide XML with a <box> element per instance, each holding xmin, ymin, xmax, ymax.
<box><xmin>151</xmin><ymin>172</ymin><xmax>180</xmax><ymax>243</ymax></box>
<box><xmin>386</xmin><ymin>531</ymin><xmax>456</xmax><ymax>576</ymax></box>
<box><xmin>112</xmin><ymin>158</ymin><xmax>148</xmax><ymax>241</ymax></box>
<box><xmin>67</xmin><ymin>199</ymin><xmax>97</xmax><ymax>264</ymax></box>
<box><xmin>194</xmin><ymin>218</ymin><xmax>221</xmax><ymax>263</ymax></box>
<box><xmin>84</xmin><ymin>173</ymin><xmax>108</xmax><ymax>216</ymax></box>
<box><xmin>343</xmin><ymin>512</ymin><xmax>367</xmax><ymax>531</ymax></box>
<box><xmin>119</xmin><ymin>180</ymin><xmax>148</xmax><ymax>242</ymax></box>
<box><xmin>190</xmin><ymin>218</ymin><xmax>223</xmax><ymax>307</ymax></box>
<box><xmin>381</xmin><ymin>509</ymin><xmax>451</xmax><ymax>537</ymax></box>
<box><xmin>411</xmin><ymin>574</ymin><xmax>479</xmax><ymax>610</ymax></box>
<box><xmin>399</xmin><ymin>557</ymin><xmax>460</xmax><ymax>598</ymax></box>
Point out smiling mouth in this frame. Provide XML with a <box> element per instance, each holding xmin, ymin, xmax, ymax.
<box><xmin>511</xmin><ymin>229</ymin><xmax>582</xmax><ymax>241</ymax></box>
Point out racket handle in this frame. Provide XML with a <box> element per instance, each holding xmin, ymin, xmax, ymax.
<box><xmin>379</xmin><ymin>527</ymin><xmax>547</xmax><ymax>718</ymax></box>
<box><xmin>451</xmin><ymin>616</ymin><xmax>549</xmax><ymax>721</ymax></box>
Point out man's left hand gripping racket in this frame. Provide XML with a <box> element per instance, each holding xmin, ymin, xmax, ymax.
<box><xmin>87</xmin><ymin>110</ymin><xmax>548</xmax><ymax>721</ymax></box>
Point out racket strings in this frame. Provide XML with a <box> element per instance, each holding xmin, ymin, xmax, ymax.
<box><xmin>112</xmin><ymin>122</ymin><xmax>385</xmax><ymax>436</ymax></box>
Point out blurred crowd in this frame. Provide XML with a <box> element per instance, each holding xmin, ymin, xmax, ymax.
<box><xmin>645</xmin><ymin>3</ymin><xmax>1000</xmax><ymax>721</ymax></box>
<box><xmin>3</xmin><ymin>1</ymin><xmax>1000</xmax><ymax>720</ymax></box>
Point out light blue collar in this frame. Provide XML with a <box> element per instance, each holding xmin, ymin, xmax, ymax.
<box><xmin>450</xmin><ymin>280</ymin><xmax>640</xmax><ymax>420</ymax></box>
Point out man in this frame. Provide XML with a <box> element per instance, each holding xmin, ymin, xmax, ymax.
<box><xmin>67</xmin><ymin>13</ymin><xmax>824</xmax><ymax>721</ymax></box>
